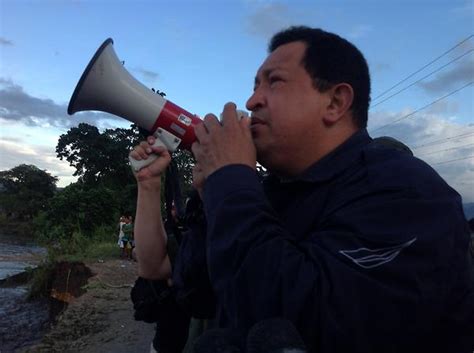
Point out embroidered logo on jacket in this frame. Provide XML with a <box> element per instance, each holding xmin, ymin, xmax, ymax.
<box><xmin>339</xmin><ymin>237</ymin><xmax>417</xmax><ymax>269</ymax></box>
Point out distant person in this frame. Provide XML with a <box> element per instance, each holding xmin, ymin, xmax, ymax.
<box><xmin>130</xmin><ymin>26</ymin><xmax>473</xmax><ymax>352</ymax></box>
<box><xmin>121</xmin><ymin>216</ymin><xmax>134</xmax><ymax>260</ymax></box>
<box><xmin>117</xmin><ymin>215</ymin><xmax>126</xmax><ymax>257</ymax></box>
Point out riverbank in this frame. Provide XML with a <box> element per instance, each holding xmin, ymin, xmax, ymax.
<box><xmin>20</xmin><ymin>258</ymin><xmax>155</xmax><ymax>353</ymax></box>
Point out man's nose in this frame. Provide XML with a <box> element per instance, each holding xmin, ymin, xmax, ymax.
<box><xmin>246</xmin><ymin>89</ymin><xmax>264</xmax><ymax>111</ymax></box>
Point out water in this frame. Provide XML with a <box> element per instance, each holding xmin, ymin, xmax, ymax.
<box><xmin>0</xmin><ymin>238</ymin><xmax>46</xmax><ymax>280</ymax></box>
<box><xmin>0</xmin><ymin>286</ymin><xmax>50</xmax><ymax>352</ymax></box>
<box><xmin>0</xmin><ymin>233</ymin><xmax>49</xmax><ymax>352</ymax></box>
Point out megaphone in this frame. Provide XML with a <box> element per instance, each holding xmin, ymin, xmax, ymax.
<box><xmin>68</xmin><ymin>38</ymin><xmax>247</xmax><ymax>171</ymax></box>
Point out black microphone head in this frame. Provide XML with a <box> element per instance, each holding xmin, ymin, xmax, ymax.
<box><xmin>246</xmin><ymin>318</ymin><xmax>307</xmax><ymax>353</ymax></box>
<box><xmin>193</xmin><ymin>328</ymin><xmax>243</xmax><ymax>353</ymax></box>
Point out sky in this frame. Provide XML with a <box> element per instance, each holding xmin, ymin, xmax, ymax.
<box><xmin>0</xmin><ymin>0</ymin><xmax>473</xmax><ymax>202</ymax></box>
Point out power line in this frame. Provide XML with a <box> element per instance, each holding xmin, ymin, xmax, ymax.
<box><xmin>411</xmin><ymin>132</ymin><xmax>474</xmax><ymax>149</ymax></box>
<box><xmin>370</xmin><ymin>81</ymin><xmax>473</xmax><ymax>133</ymax></box>
<box><xmin>432</xmin><ymin>155</ymin><xmax>474</xmax><ymax>165</ymax></box>
<box><xmin>416</xmin><ymin>142</ymin><xmax>474</xmax><ymax>157</ymax></box>
<box><xmin>373</xmin><ymin>34</ymin><xmax>473</xmax><ymax>101</ymax></box>
<box><xmin>371</xmin><ymin>49</ymin><xmax>473</xmax><ymax>108</ymax></box>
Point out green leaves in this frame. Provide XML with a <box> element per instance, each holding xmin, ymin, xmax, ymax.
<box><xmin>56</xmin><ymin>123</ymin><xmax>138</xmax><ymax>188</ymax></box>
<box><xmin>0</xmin><ymin>164</ymin><xmax>58</xmax><ymax>220</ymax></box>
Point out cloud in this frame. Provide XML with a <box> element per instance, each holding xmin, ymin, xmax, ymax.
<box><xmin>245</xmin><ymin>3</ymin><xmax>293</xmax><ymax>39</ymax></box>
<box><xmin>417</xmin><ymin>57</ymin><xmax>474</xmax><ymax>94</ymax></box>
<box><xmin>0</xmin><ymin>78</ymin><xmax>68</xmax><ymax>127</ymax></box>
<box><xmin>0</xmin><ymin>78</ymin><xmax>133</xmax><ymax>187</ymax></box>
<box><xmin>0</xmin><ymin>77</ymin><xmax>123</xmax><ymax>130</ymax></box>
<box><xmin>425</xmin><ymin>99</ymin><xmax>460</xmax><ymax>115</ymax></box>
<box><xmin>0</xmin><ymin>138</ymin><xmax>77</xmax><ymax>187</ymax></box>
<box><xmin>369</xmin><ymin>109</ymin><xmax>474</xmax><ymax>202</ymax></box>
<box><xmin>0</xmin><ymin>37</ymin><xmax>13</xmax><ymax>46</ymax></box>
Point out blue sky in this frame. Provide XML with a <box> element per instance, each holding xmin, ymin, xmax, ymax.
<box><xmin>1</xmin><ymin>0</ymin><xmax>473</xmax><ymax>201</ymax></box>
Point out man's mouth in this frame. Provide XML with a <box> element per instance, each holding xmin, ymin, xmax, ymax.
<box><xmin>250</xmin><ymin>116</ymin><xmax>265</xmax><ymax>126</ymax></box>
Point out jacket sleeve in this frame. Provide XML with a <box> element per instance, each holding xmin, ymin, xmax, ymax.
<box><xmin>202</xmin><ymin>164</ymin><xmax>474</xmax><ymax>353</ymax></box>
<box><xmin>172</xmin><ymin>197</ymin><xmax>217</xmax><ymax>320</ymax></box>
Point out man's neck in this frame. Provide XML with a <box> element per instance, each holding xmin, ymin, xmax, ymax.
<box><xmin>275</xmin><ymin>126</ymin><xmax>360</xmax><ymax>178</ymax></box>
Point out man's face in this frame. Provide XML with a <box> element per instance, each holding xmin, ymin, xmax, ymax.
<box><xmin>246</xmin><ymin>41</ymin><xmax>330</xmax><ymax>175</ymax></box>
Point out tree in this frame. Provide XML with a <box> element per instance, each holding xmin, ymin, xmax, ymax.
<box><xmin>56</xmin><ymin>123</ymin><xmax>141</xmax><ymax>188</ymax></box>
<box><xmin>42</xmin><ymin>182</ymin><xmax>119</xmax><ymax>237</ymax></box>
<box><xmin>57</xmin><ymin>121</ymin><xmax>195</xmax><ymax>191</ymax></box>
<box><xmin>170</xmin><ymin>149</ymin><xmax>195</xmax><ymax>195</ymax></box>
<box><xmin>0</xmin><ymin>164</ymin><xmax>58</xmax><ymax>220</ymax></box>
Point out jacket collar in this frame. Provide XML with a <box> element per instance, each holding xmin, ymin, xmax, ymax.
<box><xmin>266</xmin><ymin>129</ymin><xmax>372</xmax><ymax>184</ymax></box>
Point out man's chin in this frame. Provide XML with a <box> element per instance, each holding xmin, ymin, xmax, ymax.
<box><xmin>255</xmin><ymin>144</ymin><xmax>270</xmax><ymax>167</ymax></box>
<box><xmin>251</xmin><ymin>126</ymin><xmax>267</xmax><ymax>144</ymax></box>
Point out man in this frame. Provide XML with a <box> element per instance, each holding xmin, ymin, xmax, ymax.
<box><xmin>131</xmin><ymin>26</ymin><xmax>473</xmax><ymax>352</ymax></box>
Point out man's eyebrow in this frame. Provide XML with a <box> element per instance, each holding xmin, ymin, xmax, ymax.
<box><xmin>254</xmin><ymin>66</ymin><xmax>282</xmax><ymax>86</ymax></box>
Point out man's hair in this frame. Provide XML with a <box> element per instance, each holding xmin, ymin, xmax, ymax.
<box><xmin>269</xmin><ymin>26</ymin><xmax>371</xmax><ymax>128</ymax></box>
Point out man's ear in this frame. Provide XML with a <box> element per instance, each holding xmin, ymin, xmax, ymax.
<box><xmin>322</xmin><ymin>83</ymin><xmax>354</xmax><ymax>126</ymax></box>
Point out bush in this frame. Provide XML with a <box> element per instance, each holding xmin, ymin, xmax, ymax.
<box><xmin>84</xmin><ymin>241</ymin><xmax>119</xmax><ymax>261</ymax></box>
<box><xmin>92</xmin><ymin>224</ymin><xmax>117</xmax><ymax>243</ymax></box>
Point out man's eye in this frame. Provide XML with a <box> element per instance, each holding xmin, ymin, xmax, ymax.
<box><xmin>268</xmin><ymin>76</ymin><xmax>281</xmax><ymax>83</ymax></box>
<box><xmin>269</xmin><ymin>76</ymin><xmax>283</xmax><ymax>85</ymax></box>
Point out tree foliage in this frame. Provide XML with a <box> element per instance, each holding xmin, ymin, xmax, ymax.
<box><xmin>170</xmin><ymin>149</ymin><xmax>195</xmax><ymax>196</ymax></box>
<box><xmin>35</xmin><ymin>182</ymin><xmax>119</xmax><ymax>239</ymax></box>
<box><xmin>56</xmin><ymin>122</ymin><xmax>195</xmax><ymax>200</ymax></box>
<box><xmin>55</xmin><ymin>123</ymin><xmax>148</xmax><ymax>188</ymax></box>
<box><xmin>0</xmin><ymin>164</ymin><xmax>58</xmax><ymax>220</ymax></box>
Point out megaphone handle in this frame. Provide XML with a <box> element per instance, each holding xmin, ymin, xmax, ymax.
<box><xmin>129</xmin><ymin>137</ymin><xmax>167</xmax><ymax>172</ymax></box>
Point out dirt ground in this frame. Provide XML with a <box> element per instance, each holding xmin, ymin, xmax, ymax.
<box><xmin>21</xmin><ymin>259</ymin><xmax>156</xmax><ymax>353</ymax></box>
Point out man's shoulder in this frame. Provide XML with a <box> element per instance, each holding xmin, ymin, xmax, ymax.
<box><xmin>362</xmin><ymin>142</ymin><xmax>450</xmax><ymax>193</ymax></box>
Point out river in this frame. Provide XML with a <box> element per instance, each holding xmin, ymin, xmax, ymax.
<box><xmin>0</xmin><ymin>232</ymin><xmax>49</xmax><ymax>353</ymax></box>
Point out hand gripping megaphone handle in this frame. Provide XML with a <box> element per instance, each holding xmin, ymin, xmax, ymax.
<box><xmin>129</xmin><ymin>127</ymin><xmax>182</xmax><ymax>172</ymax></box>
<box><xmin>129</xmin><ymin>137</ymin><xmax>165</xmax><ymax>172</ymax></box>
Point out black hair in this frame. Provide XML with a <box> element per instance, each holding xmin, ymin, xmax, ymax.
<box><xmin>269</xmin><ymin>26</ymin><xmax>371</xmax><ymax>128</ymax></box>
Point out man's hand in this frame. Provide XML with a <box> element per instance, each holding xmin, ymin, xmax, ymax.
<box><xmin>130</xmin><ymin>136</ymin><xmax>171</xmax><ymax>185</ymax></box>
<box><xmin>191</xmin><ymin>102</ymin><xmax>256</xmax><ymax>184</ymax></box>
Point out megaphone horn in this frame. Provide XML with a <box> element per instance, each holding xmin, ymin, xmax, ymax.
<box><xmin>67</xmin><ymin>38</ymin><xmax>202</xmax><ymax>171</ymax></box>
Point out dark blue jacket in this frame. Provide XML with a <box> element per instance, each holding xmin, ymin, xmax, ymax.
<box><xmin>173</xmin><ymin>129</ymin><xmax>474</xmax><ymax>352</ymax></box>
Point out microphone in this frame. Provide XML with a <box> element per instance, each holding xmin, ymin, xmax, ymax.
<box><xmin>193</xmin><ymin>328</ymin><xmax>244</xmax><ymax>353</ymax></box>
<box><xmin>246</xmin><ymin>318</ymin><xmax>307</xmax><ymax>353</ymax></box>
